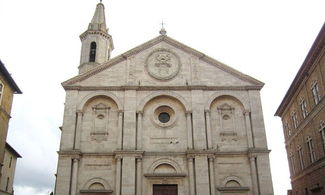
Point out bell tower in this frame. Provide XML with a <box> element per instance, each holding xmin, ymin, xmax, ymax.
<box><xmin>78</xmin><ymin>2</ymin><xmax>114</xmax><ymax>74</ymax></box>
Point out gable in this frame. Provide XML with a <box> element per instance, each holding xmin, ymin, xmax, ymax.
<box><xmin>62</xmin><ymin>35</ymin><xmax>263</xmax><ymax>89</ymax></box>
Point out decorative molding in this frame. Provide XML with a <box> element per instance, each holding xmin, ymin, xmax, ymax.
<box><xmin>137</xmin><ymin>90</ymin><xmax>191</xmax><ymax>112</ymax></box>
<box><xmin>80</xmin><ymin>189</ymin><xmax>113</xmax><ymax>194</ymax></box>
<box><xmin>63</xmin><ymin>85</ymin><xmax>262</xmax><ymax>91</ymax></box>
<box><xmin>144</xmin><ymin>173</ymin><xmax>186</xmax><ymax>178</ymax></box>
<box><xmin>216</xmin><ymin>187</ymin><xmax>250</xmax><ymax>192</ymax></box>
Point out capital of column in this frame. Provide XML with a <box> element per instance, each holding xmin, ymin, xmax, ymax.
<box><xmin>185</xmin><ymin>110</ymin><xmax>192</xmax><ymax>116</ymax></box>
<box><xmin>248</xmin><ymin>154</ymin><xmax>257</xmax><ymax>160</ymax></box>
<box><xmin>243</xmin><ymin>110</ymin><xmax>251</xmax><ymax>116</ymax></box>
<box><xmin>204</xmin><ymin>109</ymin><xmax>210</xmax><ymax>114</ymax></box>
<box><xmin>76</xmin><ymin>110</ymin><xmax>84</xmax><ymax>115</ymax></box>
<box><xmin>115</xmin><ymin>155</ymin><xmax>123</xmax><ymax>160</ymax></box>
<box><xmin>186</xmin><ymin>154</ymin><xmax>195</xmax><ymax>160</ymax></box>
<box><xmin>118</xmin><ymin>110</ymin><xmax>124</xmax><ymax>115</ymax></box>
<box><xmin>208</xmin><ymin>155</ymin><xmax>215</xmax><ymax>161</ymax></box>
<box><xmin>137</xmin><ymin>110</ymin><xmax>143</xmax><ymax>115</ymax></box>
<box><xmin>136</xmin><ymin>158</ymin><xmax>142</xmax><ymax>162</ymax></box>
<box><xmin>72</xmin><ymin>158</ymin><xmax>80</xmax><ymax>163</ymax></box>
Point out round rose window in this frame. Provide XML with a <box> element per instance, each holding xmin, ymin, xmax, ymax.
<box><xmin>158</xmin><ymin>112</ymin><xmax>170</xmax><ymax>123</ymax></box>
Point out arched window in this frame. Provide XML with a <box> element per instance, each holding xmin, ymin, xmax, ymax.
<box><xmin>89</xmin><ymin>42</ymin><xmax>97</xmax><ymax>62</ymax></box>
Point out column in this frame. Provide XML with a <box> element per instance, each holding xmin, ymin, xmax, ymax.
<box><xmin>205</xmin><ymin>110</ymin><xmax>213</xmax><ymax>149</ymax></box>
<box><xmin>136</xmin><ymin>158</ymin><xmax>142</xmax><ymax>195</ymax></box>
<box><xmin>187</xmin><ymin>156</ymin><xmax>195</xmax><ymax>195</ymax></box>
<box><xmin>123</xmin><ymin>90</ymin><xmax>137</xmax><ymax>149</ymax></box>
<box><xmin>70</xmin><ymin>158</ymin><xmax>79</xmax><ymax>195</ymax></box>
<box><xmin>117</xmin><ymin>110</ymin><xmax>123</xmax><ymax>150</ymax></box>
<box><xmin>115</xmin><ymin>155</ymin><xmax>122</xmax><ymax>195</ymax></box>
<box><xmin>244</xmin><ymin>110</ymin><xmax>254</xmax><ymax>148</ymax></box>
<box><xmin>249</xmin><ymin>155</ymin><xmax>259</xmax><ymax>195</ymax></box>
<box><xmin>186</xmin><ymin>111</ymin><xmax>193</xmax><ymax>149</ymax></box>
<box><xmin>74</xmin><ymin>111</ymin><xmax>83</xmax><ymax>150</ymax></box>
<box><xmin>121</xmin><ymin>156</ymin><xmax>136</xmax><ymax>195</ymax></box>
<box><xmin>195</xmin><ymin>155</ymin><xmax>210</xmax><ymax>195</ymax></box>
<box><xmin>208</xmin><ymin>156</ymin><xmax>216</xmax><ymax>195</ymax></box>
<box><xmin>191</xmin><ymin>90</ymin><xmax>207</xmax><ymax>149</ymax></box>
<box><xmin>136</xmin><ymin>111</ymin><xmax>143</xmax><ymax>150</ymax></box>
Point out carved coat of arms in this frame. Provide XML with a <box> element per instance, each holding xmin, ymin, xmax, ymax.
<box><xmin>146</xmin><ymin>49</ymin><xmax>181</xmax><ymax>80</ymax></box>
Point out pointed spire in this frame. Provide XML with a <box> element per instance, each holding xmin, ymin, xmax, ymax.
<box><xmin>88</xmin><ymin>2</ymin><xmax>107</xmax><ymax>32</ymax></box>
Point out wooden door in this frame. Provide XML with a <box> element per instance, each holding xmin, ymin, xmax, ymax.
<box><xmin>153</xmin><ymin>184</ymin><xmax>177</xmax><ymax>195</ymax></box>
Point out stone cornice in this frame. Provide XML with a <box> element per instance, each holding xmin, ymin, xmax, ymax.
<box><xmin>79</xmin><ymin>30</ymin><xmax>112</xmax><ymax>40</ymax></box>
<box><xmin>63</xmin><ymin>85</ymin><xmax>262</xmax><ymax>91</ymax></box>
<box><xmin>62</xmin><ymin>35</ymin><xmax>264</xmax><ymax>87</ymax></box>
<box><xmin>57</xmin><ymin>148</ymin><xmax>270</xmax><ymax>157</ymax></box>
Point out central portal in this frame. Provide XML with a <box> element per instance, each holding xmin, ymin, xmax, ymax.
<box><xmin>153</xmin><ymin>184</ymin><xmax>178</xmax><ymax>195</ymax></box>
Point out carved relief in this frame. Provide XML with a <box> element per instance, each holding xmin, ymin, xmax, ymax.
<box><xmin>146</xmin><ymin>49</ymin><xmax>181</xmax><ymax>80</ymax></box>
<box><xmin>91</xmin><ymin>103</ymin><xmax>110</xmax><ymax>142</ymax></box>
<box><xmin>218</xmin><ymin>103</ymin><xmax>236</xmax><ymax>132</ymax></box>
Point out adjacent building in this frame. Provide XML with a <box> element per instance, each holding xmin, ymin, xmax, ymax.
<box><xmin>0</xmin><ymin>60</ymin><xmax>22</xmax><ymax>195</ymax></box>
<box><xmin>55</xmin><ymin>2</ymin><xmax>274</xmax><ymax>195</ymax></box>
<box><xmin>275</xmin><ymin>23</ymin><xmax>325</xmax><ymax>195</ymax></box>
<box><xmin>0</xmin><ymin>143</ymin><xmax>21</xmax><ymax>195</ymax></box>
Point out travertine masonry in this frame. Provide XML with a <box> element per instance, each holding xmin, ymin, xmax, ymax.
<box><xmin>54</xmin><ymin>2</ymin><xmax>274</xmax><ymax>195</ymax></box>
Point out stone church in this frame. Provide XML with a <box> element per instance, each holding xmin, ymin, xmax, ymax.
<box><xmin>54</xmin><ymin>2</ymin><xmax>274</xmax><ymax>195</ymax></box>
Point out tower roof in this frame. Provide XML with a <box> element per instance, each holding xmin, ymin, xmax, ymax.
<box><xmin>88</xmin><ymin>2</ymin><xmax>107</xmax><ymax>32</ymax></box>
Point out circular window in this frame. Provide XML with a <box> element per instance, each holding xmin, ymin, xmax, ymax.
<box><xmin>159</xmin><ymin>112</ymin><xmax>170</xmax><ymax>123</ymax></box>
<box><xmin>152</xmin><ymin>105</ymin><xmax>177</xmax><ymax>128</ymax></box>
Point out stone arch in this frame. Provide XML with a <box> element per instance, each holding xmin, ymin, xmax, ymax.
<box><xmin>148</xmin><ymin>158</ymin><xmax>183</xmax><ymax>174</ymax></box>
<box><xmin>137</xmin><ymin>91</ymin><xmax>191</xmax><ymax>112</ymax></box>
<box><xmin>205</xmin><ymin>92</ymin><xmax>249</xmax><ymax>111</ymax></box>
<box><xmin>78</xmin><ymin>91</ymin><xmax>123</xmax><ymax>111</ymax></box>
<box><xmin>221</xmin><ymin>176</ymin><xmax>245</xmax><ymax>187</ymax></box>
<box><xmin>83</xmin><ymin>177</ymin><xmax>111</xmax><ymax>190</ymax></box>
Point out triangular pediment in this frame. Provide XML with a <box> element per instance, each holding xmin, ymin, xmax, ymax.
<box><xmin>62</xmin><ymin>35</ymin><xmax>264</xmax><ymax>89</ymax></box>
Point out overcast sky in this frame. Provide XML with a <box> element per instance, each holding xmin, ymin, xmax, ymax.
<box><xmin>0</xmin><ymin>0</ymin><xmax>324</xmax><ymax>195</ymax></box>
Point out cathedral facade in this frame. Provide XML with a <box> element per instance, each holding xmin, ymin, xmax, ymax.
<box><xmin>55</xmin><ymin>3</ymin><xmax>274</xmax><ymax>195</ymax></box>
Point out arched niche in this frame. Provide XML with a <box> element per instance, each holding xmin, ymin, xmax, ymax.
<box><xmin>145</xmin><ymin>158</ymin><xmax>186</xmax><ymax>177</ymax></box>
<box><xmin>217</xmin><ymin>176</ymin><xmax>249</xmax><ymax>193</ymax></box>
<box><xmin>80</xmin><ymin>177</ymin><xmax>113</xmax><ymax>194</ymax></box>
<box><xmin>140</xmin><ymin>95</ymin><xmax>188</xmax><ymax>151</ymax></box>
<box><xmin>80</xmin><ymin>95</ymin><xmax>120</xmax><ymax>146</ymax></box>
<box><xmin>208</xmin><ymin>95</ymin><xmax>247</xmax><ymax>148</ymax></box>
<box><xmin>137</xmin><ymin>91</ymin><xmax>191</xmax><ymax>112</ymax></box>
<box><xmin>78</xmin><ymin>91</ymin><xmax>123</xmax><ymax>112</ymax></box>
<box><xmin>205</xmin><ymin>92</ymin><xmax>249</xmax><ymax>111</ymax></box>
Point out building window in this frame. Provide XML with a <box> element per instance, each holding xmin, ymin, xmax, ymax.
<box><xmin>5</xmin><ymin>177</ymin><xmax>9</xmax><ymax>192</ymax></box>
<box><xmin>320</xmin><ymin>122</ymin><xmax>325</xmax><ymax>155</ymax></box>
<box><xmin>0</xmin><ymin>81</ymin><xmax>3</xmax><ymax>105</ymax></box>
<box><xmin>291</xmin><ymin>112</ymin><xmax>298</xmax><ymax>129</ymax></box>
<box><xmin>300</xmin><ymin>99</ymin><xmax>308</xmax><ymax>119</ymax></box>
<box><xmin>311</xmin><ymin>82</ymin><xmax>321</xmax><ymax>105</ymax></box>
<box><xmin>89</xmin><ymin>42</ymin><xmax>97</xmax><ymax>62</ymax></box>
<box><xmin>306</xmin><ymin>136</ymin><xmax>316</xmax><ymax>163</ymax></box>
<box><xmin>297</xmin><ymin>146</ymin><xmax>304</xmax><ymax>170</ymax></box>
